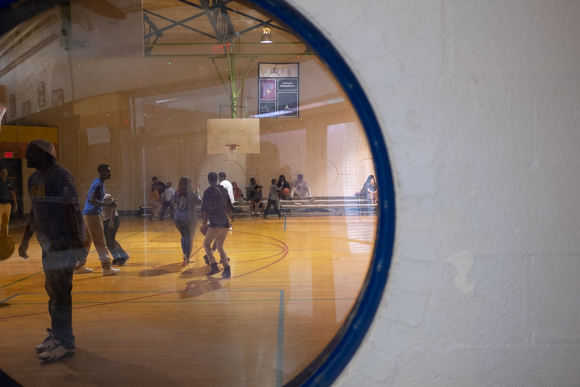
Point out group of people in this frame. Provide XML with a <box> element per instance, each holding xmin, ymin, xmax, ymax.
<box><xmin>244</xmin><ymin>174</ymin><xmax>313</xmax><ymax>218</ymax></box>
<box><xmin>15</xmin><ymin>139</ymin><xmax>235</xmax><ymax>362</ymax></box>
<box><xmin>168</xmin><ymin>172</ymin><xmax>233</xmax><ymax>279</ymax></box>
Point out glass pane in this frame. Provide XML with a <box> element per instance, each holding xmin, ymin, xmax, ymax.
<box><xmin>0</xmin><ymin>1</ymin><xmax>378</xmax><ymax>385</ymax></box>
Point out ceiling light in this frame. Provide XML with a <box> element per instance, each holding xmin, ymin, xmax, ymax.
<box><xmin>260</xmin><ymin>27</ymin><xmax>273</xmax><ymax>43</ymax></box>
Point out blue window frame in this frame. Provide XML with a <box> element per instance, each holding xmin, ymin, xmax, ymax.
<box><xmin>248</xmin><ymin>1</ymin><xmax>396</xmax><ymax>386</ymax></box>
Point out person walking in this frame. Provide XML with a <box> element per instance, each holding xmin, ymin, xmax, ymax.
<box><xmin>173</xmin><ymin>177</ymin><xmax>201</xmax><ymax>265</ymax></box>
<box><xmin>79</xmin><ymin>164</ymin><xmax>120</xmax><ymax>276</ymax></box>
<box><xmin>159</xmin><ymin>181</ymin><xmax>175</xmax><ymax>220</ymax></box>
<box><xmin>18</xmin><ymin>139</ymin><xmax>88</xmax><ymax>361</ymax></box>
<box><xmin>102</xmin><ymin>193</ymin><xmax>130</xmax><ymax>266</ymax></box>
<box><xmin>201</xmin><ymin>172</ymin><xmax>232</xmax><ymax>278</ymax></box>
<box><xmin>218</xmin><ymin>172</ymin><xmax>235</xmax><ymax>231</ymax></box>
<box><xmin>264</xmin><ymin>178</ymin><xmax>282</xmax><ymax>219</ymax></box>
<box><xmin>0</xmin><ymin>167</ymin><xmax>17</xmax><ymax>236</ymax></box>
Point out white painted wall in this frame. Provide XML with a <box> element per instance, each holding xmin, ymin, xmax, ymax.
<box><xmin>285</xmin><ymin>0</ymin><xmax>580</xmax><ymax>385</ymax></box>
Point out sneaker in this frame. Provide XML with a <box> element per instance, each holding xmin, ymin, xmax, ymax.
<box><xmin>36</xmin><ymin>329</ymin><xmax>55</xmax><ymax>353</ymax></box>
<box><xmin>263</xmin><ymin>216</ymin><xmax>269</xmax><ymax>219</ymax></box>
<box><xmin>37</xmin><ymin>340</ymin><xmax>75</xmax><ymax>362</ymax></box>
<box><xmin>222</xmin><ymin>266</ymin><xmax>231</xmax><ymax>279</ymax></box>
<box><xmin>183</xmin><ymin>255</ymin><xmax>193</xmax><ymax>265</ymax></box>
<box><xmin>203</xmin><ymin>255</ymin><xmax>209</xmax><ymax>266</ymax></box>
<box><xmin>206</xmin><ymin>263</ymin><xmax>220</xmax><ymax>276</ymax></box>
<box><xmin>229</xmin><ymin>226</ymin><xmax>233</xmax><ymax>231</ymax></box>
<box><xmin>74</xmin><ymin>266</ymin><xmax>93</xmax><ymax>274</ymax></box>
<box><xmin>119</xmin><ymin>256</ymin><xmax>129</xmax><ymax>266</ymax></box>
<box><xmin>102</xmin><ymin>267</ymin><xmax>120</xmax><ymax>276</ymax></box>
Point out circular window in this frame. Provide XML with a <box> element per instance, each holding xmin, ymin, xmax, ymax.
<box><xmin>0</xmin><ymin>1</ymin><xmax>395</xmax><ymax>386</ymax></box>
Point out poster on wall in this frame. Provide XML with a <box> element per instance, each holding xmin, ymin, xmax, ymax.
<box><xmin>51</xmin><ymin>89</ymin><xmax>63</xmax><ymax>107</ymax></box>
<box><xmin>257</xmin><ymin>62</ymin><xmax>299</xmax><ymax>118</ymax></box>
<box><xmin>87</xmin><ymin>124</ymin><xmax>111</xmax><ymax>145</ymax></box>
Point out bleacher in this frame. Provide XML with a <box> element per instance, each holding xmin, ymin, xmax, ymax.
<box><xmin>233</xmin><ymin>195</ymin><xmax>379</xmax><ymax>217</ymax></box>
<box><xmin>140</xmin><ymin>196</ymin><xmax>379</xmax><ymax>218</ymax></box>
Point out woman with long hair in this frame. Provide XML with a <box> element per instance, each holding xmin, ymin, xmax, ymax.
<box><xmin>172</xmin><ymin>176</ymin><xmax>202</xmax><ymax>264</ymax></box>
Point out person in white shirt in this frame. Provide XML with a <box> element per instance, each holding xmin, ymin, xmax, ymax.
<box><xmin>159</xmin><ymin>182</ymin><xmax>175</xmax><ymax>220</ymax></box>
<box><xmin>218</xmin><ymin>172</ymin><xmax>235</xmax><ymax>231</ymax></box>
<box><xmin>218</xmin><ymin>172</ymin><xmax>235</xmax><ymax>204</ymax></box>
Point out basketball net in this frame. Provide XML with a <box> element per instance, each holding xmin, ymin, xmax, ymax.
<box><xmin>0</xmin><ymin>105</ymin><xmax>6</xmax><ymax>131</ymax></box>
<box><xmin>225</xmin><ymin>144</ymin><xmax>239</xmax><ymax>161</ymax></box>
<box><xmin>17</xmin><ymin>56</ymin><xmax>57</xmax><ymax>100</ymax></box>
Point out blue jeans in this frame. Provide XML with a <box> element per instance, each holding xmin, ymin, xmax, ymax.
<box><xmin>174</xmin><ymin>219</ymin><xmax>196</xmax><ymax>258</ymax></box>
<box><xmin>43</xmin><ymin>249</ymin><xmax>76</xmax><ymax>350</ymax></box>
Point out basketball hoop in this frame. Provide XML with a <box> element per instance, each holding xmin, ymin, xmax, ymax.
<box><xmin>0</xmin><ymin>105</ymin><xmax>6</xmax><ymax>131</ymax></box>
<box><xmin>17</xmin><ymin>57</ymin><xmax>57</xmax><ymax>101</ymax></box>
<box><xmin>225</xmin><ymin>144</ymin><xmax>239</xmax><ymax>161</ymax></box>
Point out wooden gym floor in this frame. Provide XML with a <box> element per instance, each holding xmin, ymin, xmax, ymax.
<box><xmin>0</xmin><ymin>215</ymin><xmax>376</xmax><ymax>387</ymax></box>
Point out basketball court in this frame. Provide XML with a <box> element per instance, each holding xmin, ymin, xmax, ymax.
<box><xmin>0</xmin><ymin>215</ymin><xmax>375</xmax><ymax>386</ymax></box>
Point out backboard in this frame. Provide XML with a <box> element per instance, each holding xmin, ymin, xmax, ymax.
<box><xmin>207</xmin><ymin>118</ymin><xmax>260</xmax><ymax>154</ymax></box>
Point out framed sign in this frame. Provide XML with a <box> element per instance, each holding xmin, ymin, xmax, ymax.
<box><xmin>259</xmin><ymin>79</ymin><xmax>276</xmax><ymax>100</ymax></box>
<box><xmin>257</xmin><ymin>62</ymin><xmax>299</xmax><ymax>118</ymax></box>
<box><xmin>22</xmin><ymin>100</ymin><xmax>31</xmax><ymax>117</ymax></box>
<box><xmin>51</xmin><ymin>88</ymin><xmax>63</xmax><ymax>107</ymax></box>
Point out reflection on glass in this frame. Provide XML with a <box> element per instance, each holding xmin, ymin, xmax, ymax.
<box><xmin>0</xmin><ymin>1</ymin><xmax>378</xmax><ymax>385</ymax></box>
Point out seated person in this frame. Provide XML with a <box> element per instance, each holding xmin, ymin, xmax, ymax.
<box><xmin>249</xmin><ymin>185</ymin><xmax>263</xmax><ymax>217</ymax></box>
<box><xmin>358</xmin><ymin>175</ymin><xmax>375</xmax><ymax>198</ymax></box>
<box><xmin>277</xmin><ymin>175</ymin><xmax>290</xmax><ymax>199</ymax></box>
<box><xmin>245</xmin><ymin>177</ymin><xmax>257</xmax><ymax>201</ymax></box>
<box><xmin>366</xmin><ymin>177</ymin><xmax>378</xmax><ymax>204</ymax></box>
<box><xmin>232</xmin><ymin>181</ymin><xmax>243</xmax><ymax>202</ymax></box>
<box><xmin>148</xmin><ymin>188</ymin><xmax>162</xmax><ymax>219</ymax></box>
<box><xmin>290</xmin><ymin>174</ymin><xmax>312</xmax><ymax>199</ymax></box>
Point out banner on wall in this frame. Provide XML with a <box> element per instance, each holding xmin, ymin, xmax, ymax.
<box><xmin>257</xmin><ymin>62</ymin><xmax>299</xmax><ymax>118</ymax></box>
<box><xmin>87</xmin><ymin>124</ymin><xmax>110</xmax><ymax>145</ymax></box>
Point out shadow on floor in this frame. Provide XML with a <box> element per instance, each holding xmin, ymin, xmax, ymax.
<box><xmin>138</xmin><ymin>263</ymin><xmax>182</xmax><ymax>277</ymax></box>
<box><xmin>58</xmin><ymin>348</ymin><xmax>181</xmax><ymax>386</ymax></box>
<box><xmin>179</xmin><ymin>278</ymin><xmax>222</xmax><ymax>299</ymax></box>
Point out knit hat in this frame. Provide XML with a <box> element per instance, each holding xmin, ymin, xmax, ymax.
<box><xmin>27</xmin><ymin>139</ymin><xmax>57</xmax><ymax>159</ymax></box>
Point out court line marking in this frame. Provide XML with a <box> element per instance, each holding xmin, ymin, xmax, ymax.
<box><xmin>0</xmin><ymin>294</ymin><xmax>20</xmax><ymax>303</ymax></box>
<box><xmin>3</xmin><ymin>298</ymin><xmax>354</xmax><ymax>305</ymax></box>
<box><xmin>276</xmin><ymin>289</ymin><xmax>285</xmax><ymax>387</ymax></box>
<box><xmin>0</xmin><ymin>230</ymin><xmax>146</xmax><ymax>290</ymax></box>
<box><xmin>0</xmin><ymin>230</ymin><xmax>291</xmax><ymax>319</ymax></box>
<box><xmin>228</xmin><ymin>230</ymin><xmax>290</xmax><ymax>280</ymax></box>
<box><xmin>0</xmin><ymin>271</ymin><xmax>43</xmax><ymax>291</ymax></box>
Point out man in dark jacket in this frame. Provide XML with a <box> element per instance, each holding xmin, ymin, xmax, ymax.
<box><xmin>201</xmin><ymin>172</ymin><xmax>232</xmax><ymax>278</ymax></box>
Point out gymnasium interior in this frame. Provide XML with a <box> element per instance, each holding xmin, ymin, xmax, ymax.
<box><xmin>0</xmin><ymin>1</ymin><xmax>378</xmax><ymax>386</ymax></box>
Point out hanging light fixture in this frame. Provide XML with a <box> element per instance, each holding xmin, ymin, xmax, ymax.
<box><xmin>260</xmin><ymin>26</ymin><xmax>273</xmax><ymax>43</ymax></box>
